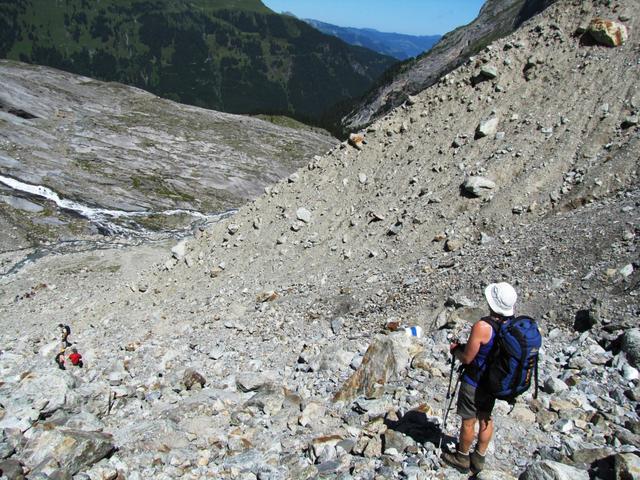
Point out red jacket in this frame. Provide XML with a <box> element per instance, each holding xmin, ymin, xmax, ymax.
<box><xmin>69</xmin><ymin>353</ymin><xmax>82</xmax><ymax>365</ymax></box>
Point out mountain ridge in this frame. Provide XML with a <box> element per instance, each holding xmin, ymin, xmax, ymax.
<box><xmin>303</xmin><ymin>18</ymin><xmax>441</xmax><ymax>60</ymax></box>
<box><xmin>341</xmin><ymin>0</ymin><xmax>558</xmax><ymax>131</ymax></box>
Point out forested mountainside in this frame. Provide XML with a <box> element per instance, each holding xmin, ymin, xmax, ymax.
<box><xmin>0</xmin><ymin>0</ymin><xmax>397</xmax><ymax>126</ymax></box>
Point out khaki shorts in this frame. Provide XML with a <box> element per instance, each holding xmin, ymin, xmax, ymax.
<box><xmin>457</xmin><ymin>382</ymin><xmax>496</xmax><ymax>420</ymax></box>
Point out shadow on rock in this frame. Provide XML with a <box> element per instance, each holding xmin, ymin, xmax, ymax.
<box><xmin>384</xmin><ymin>407</ymin><xmax>453</xmax><ymax>446</ymax></box>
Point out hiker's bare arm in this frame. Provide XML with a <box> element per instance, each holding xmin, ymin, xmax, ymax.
<box><xmin>454</xmin><ymin>321</ymin><xmax>492</xmax><ymax>364</ymax></box>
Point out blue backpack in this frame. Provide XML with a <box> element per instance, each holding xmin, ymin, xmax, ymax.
<box><xmin>483</xmin><ymin>316</ymin><xmax>542</xmax><ymax>402</ymax></box>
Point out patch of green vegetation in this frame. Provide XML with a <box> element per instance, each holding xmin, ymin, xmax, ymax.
<box><xmin>75</xmin><ymin>157</ymin><xmax>101</xmax><ymax>174</ymax></box>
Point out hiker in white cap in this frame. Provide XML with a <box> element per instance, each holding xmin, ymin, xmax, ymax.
<box><xmin>441</xmin><ymin>282</ymin><xmax>518</xmax><ymax>473</ymax></box>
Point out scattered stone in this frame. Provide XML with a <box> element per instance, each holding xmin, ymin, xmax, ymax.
<box><xmin>227</xmin><ymin>223</ymin><xmax>239</xmax><ymax>235</ymax></box>
<box><xmin>183</xmin><ymin>369</ymin><xmax>206</xmax><ymax>390</ymax></box>
<box><xmin>300</xmin><ymin>402</ymin><xmax>325</xmax><ymax>428</ymax></box>
<box><xmin>544</xmin><ymin>377</ymin><xmax>568</xmax><ymax>394</ymax></box>
<box><xmin>349</xmin><ymin>133</ymin><xmax>365</xmax><ymax>150</ymax></box>
<box><xmin>445</xmin><ymin>238</ymin><xmax>463</xmax><ymax>252</ymax></box>
<box><xmin>331</xmin><ymin>317</ymin><xmax>344</xmax><ymax>334</ymax></box>
<box><xmin>296</xmin><ymin>207</ymin><xmax>312</xmax><ymax>224</ymax></box>
<box><xmin>256</xmin><ymin>290</ymin><xmax>279</xmax><ymax>302</ymax></box>
<box><xmin>236</xmin><ymin>372</ymin><xmax>271</xmax><ymax>392</ymax></box>
<box><xmin>476</xmin><ymin>117</ymin><xmax>499</xmax><ymax>138</ymax></box>
<box><xmin>587</xmin><ymin>18</ymin><xmax>628</xmax><ymax>47</ymax></box>
<box><xmin>463</xmin><ymin>176</ymin><xmax>496</xmax><ymax>197</ymax></box>
<box><xmin>622</xmin><ymin>116</ymin><xmax>638</xmax><ymax>129</ymax></box>
<box><xmin>480</xmin><ymin>65</ymin><xmax>498</xmax><ymax>80</ymax></box>
<box><xmin>171</xmin><ymin>240</ymin><xmax>188</xmax><ymax>260</ymax></box>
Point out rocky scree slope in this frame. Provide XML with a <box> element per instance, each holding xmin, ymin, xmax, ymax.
<box><xmin>0</xmin><ymin>60</ymin><xmax>336</xmax><ymax>253</ymax></box>
<box><xmin>1</xmin><ymin>0</ymin><xmax>640</xmax><ymax>479</ymax></box>
<box><xmin>0</xmin><ymin>0</ymin><xmax>397</xmax><ymax>126</ymax></box>
<box><xmin>341</xmin><ymin>0</ymin><xmax>557</xmax><ymax>131</ymax></box>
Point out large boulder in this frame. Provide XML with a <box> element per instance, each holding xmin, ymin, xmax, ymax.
<box><xmin>333</xmin><ymin>333</ymin><xmax>421</xmax><ymax>403</ymax></box>
<box><xmin>614</xmin><ymin>453</ymin><xmax>640</xmax><ymax>479</ymax></box>
<box><xmin>622</xmin><ymin>329</ymin><xmax>640</xmax><ymax>368</ymax></box>
<box><xmin>463</xmin><ymin>176</ymin><xmax>496</xmax><ymax>198</ymax></box>
<box><xmin>587</xmin><ymin>18</ymin><xmax>628</xmax><ymax>47</ymax></box>
<box><xmin>519</xmin><ymin>461</ymin><xmax>589</xmax><ymax>480</ymax></box>
<box><xmin>20</xmin><ymin>427</ymin><xmax>115</xmax><ymax>476</ymax></box>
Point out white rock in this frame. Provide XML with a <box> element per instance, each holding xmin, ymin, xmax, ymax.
<box><xmin>296</xmin><ymin>207</ymin><xmax>312</xmax><ymax>223</ymax></box>
<box><xmin>476</xmin><ymin>117</ymin><xmax>499</xmax><ymax>138</ymax></box>
<box><xmin>171</xmin><ymin>240</ymin><xmax>188</xmax><ymax>260</ymax></box>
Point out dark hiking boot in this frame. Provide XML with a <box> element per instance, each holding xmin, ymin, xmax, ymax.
<box><xmin>441</xmin><ymin>450</ymin><xmax>470</xmax><ymax>472</ymax></box>
<box><xmin>470</xmin><ymin>450</ymin><xmax>486</xmax><ymax>473</ymax></box>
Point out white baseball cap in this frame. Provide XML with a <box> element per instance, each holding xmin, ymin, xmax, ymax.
<box><xmin>484</xmin><ymin>282</ymin><xmax>517</xmax><ymax>317</ymax></box>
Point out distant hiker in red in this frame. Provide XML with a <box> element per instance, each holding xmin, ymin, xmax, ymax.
<box><xmin>69</xmin><ymin>348</ymin><xmax>83</xmax><ymax>368</ymax></box>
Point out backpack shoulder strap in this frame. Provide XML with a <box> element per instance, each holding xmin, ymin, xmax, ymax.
<box><xmin>481</xmin><ymin>316</ymin><xmax>501</xmax><ymax>334</ymax></box>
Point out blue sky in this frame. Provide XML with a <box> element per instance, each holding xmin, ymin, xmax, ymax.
<box><xmin>262</xmin><ymin>1</ymin><xmax>486</xmax><ymax>36</ymax></box>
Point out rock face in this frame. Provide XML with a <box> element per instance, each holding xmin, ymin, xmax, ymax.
<box><xmin>341</xmin><ymin>0</ymin><xmax>557</xmax><ymax>130</ymax></box>
<box><xmin>0</xmin><ymin>60</ymin><xmax>336</xmax><ymax>251</ymax></box>
<box><xmin>587</xmin><ymin>18</ymin><xmax>629</xmax><ymax>47</ymax></box>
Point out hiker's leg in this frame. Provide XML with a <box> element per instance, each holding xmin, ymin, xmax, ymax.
<box><xmin>458</xmin><ymin>418</ymin><xmax>476</xmax><ymax>453</ymax></box>
<box><xmin>476</xmin><ymin>415</ymin><xmax>493</xmax><ymax>454</ymax></box>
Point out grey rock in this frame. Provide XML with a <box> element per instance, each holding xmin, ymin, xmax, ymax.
<box><xmin>463</xmin><ymin>176</ymin><xmax>496</xmax><ymax>197</ymax></box>
<box><xmin>0</xmin><ymin>459</ymin><xmax>25</xmax><ymax>480</ymax></box>
<box><xmin>331</xmin><ymin>317</ymin><xmax>344</xmax><ymax>334</ymax></box>
<box><xmin>622</xmin><ymin>329</ymin><xmax>640</xmax><ymax>368</ymax></box>
<box><xmin>544</xmin><ymin>377</ymin><xmax>568</xmax><ymax>394</ymax></box>
<box><xmin>480</xmin><ymin>65</ymin><xmax>499</xmax><ymax>79</ymax></box>
<box><xmin>477</xmin><ymin>471</ymin><xmax>518</xmax><ymax>480</ymax></box>
<box><xmin>171</xmin><ymin>240</ymin><xmax>188</xmax><ymax>260</ymax></box>
<box><xmin>383</xmin><ymin>430</ymin><xmax>416</xmax><ymax>454</ymax></box>
<box><xmin>476</xmin><ymin>117</ymin><xmax>500</xmax><ymax>138</ymax></box>
<box><xmin>21</xmin><ymin>427</ymin><xmax>114</xmax><ymax>476</ymax></box>
<box><xmin>183</xmin><ymin>369</ymin><xmax>206</xmax><ymax>390</ymax></box>
<box><xmin>519</xmin><ymin>460</ymin><xmax>589</xmax><ymax>480</ymax></box>
<box><xmin>236</xmin><ymin>372</ymin><xmax>272</xmax><ymax>393</ymax></box>
<box><xmin>333</xmin><ymin>333</ymin><xmax>417</xmax><ymax>403</ymax></box>
<box><xmin>296</xmin><ymin>207</ymin><xmax>312</xmax><ymax>224</ymax></box>
<box><xmin>614</xmin><ymin>453</ymin><xmax>640</xmax><ymax>479</ymax></box>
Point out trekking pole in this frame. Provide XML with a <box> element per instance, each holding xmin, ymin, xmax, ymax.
<box><xmin>439</xmin><ymin>356</ymin><xmax>459</xmax><ymax>450</ymax></box>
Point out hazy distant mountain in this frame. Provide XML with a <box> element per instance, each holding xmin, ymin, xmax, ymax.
<box><xmin>0</xmin><ymin>0</ymin><xmax>397</xmax><ymax>127</ymax></box>
<box><xmin>304</xmin><ymin>19</ymin><xmax>441</xmax><ymax>60</ymax></box>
